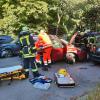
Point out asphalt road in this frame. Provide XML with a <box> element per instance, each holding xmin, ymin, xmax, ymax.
<box><xmin>0</xmin><ymin>57</ymin><xmax>100</xmax><ymax>100</ymax></box>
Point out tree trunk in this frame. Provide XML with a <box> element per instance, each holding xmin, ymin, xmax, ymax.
<box><xmin>56</xmin><ymin>12</ymin><xmax>62</xmax><ymax>35</ymax></box>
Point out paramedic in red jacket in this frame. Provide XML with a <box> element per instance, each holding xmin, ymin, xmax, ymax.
<box><xmin>35</xmin><ymin>38</ymin><xmax>44</xmax><ymax>68</ymax></box>
<box><xmin>38</xmin><ymin>30</ymin><xmax>53</xmax><ymax>71</ymax></box>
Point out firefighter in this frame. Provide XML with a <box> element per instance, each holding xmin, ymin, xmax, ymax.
<box><xmin>19</xmin><ymin>26</ymin><xmax>40</xmax><ymax>78</ymax></box>
<box><xmin>38</xmin><ymin>30</ymin><xmax>53</xmax><ymax>71</ymax></box>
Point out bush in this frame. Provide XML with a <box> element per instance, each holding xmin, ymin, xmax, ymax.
<box><xmin>77</xmin><ymin>84</ymin><xmax>100</xmax><ymax>100</ymax></box>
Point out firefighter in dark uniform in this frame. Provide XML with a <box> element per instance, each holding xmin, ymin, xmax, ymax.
<box><xmin>19</xmin><ymin>27</ymin><xmax>40</xmax><ymax>78</ymax></box>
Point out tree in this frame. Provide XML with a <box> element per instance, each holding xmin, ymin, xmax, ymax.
<box><xmin>47</xmin><ymin>0</ymin><xmax>87</xmax><ymax>36</ymax></box>
<box><xmin>1</xmin><ymin>0</ymin><xmax>100</xmax><ymax>37</ymax></box>
<box><xmin>0</xmin><ymin>0</ymin><xmax>48</xmax><ymax>34</ymax></box>
<box><xmin>82</xmin><ymin>0</ymin><xmax>100</xmax><ymax>31</ymax></box>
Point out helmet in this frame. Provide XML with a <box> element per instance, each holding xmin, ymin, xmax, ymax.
<box><xmin>40</xmin><ymin>30</ymin><xmax>45</xmax><ymax>34</ymax></box>
<box><xmin>58</xmin><ymin>68</ymin><xmax>68</xmax><ymax>76</ymax></box>
<box><xmin>22</xmin><ymin>26</ymin><xmax>28</xmax><ymax>31</ymax></box>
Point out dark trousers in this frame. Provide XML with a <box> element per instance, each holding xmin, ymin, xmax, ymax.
<box><xmin>23</xmin><ymin>57</ymin><xmax>39</xmax><ymax>77</ymax></box>
<box><xmin>23</xmin><ymin>57</ymin><xmax>35</xmax><ymax>69</ymax></box>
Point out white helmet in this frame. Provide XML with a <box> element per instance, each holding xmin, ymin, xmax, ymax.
<box><xmin>22</xmin><ymin>26</ymin><xmax>28</xmax><ymax>31</ymax></box>
<box><xmin>40</xmin><ymin>30</ymin><xmax>45</xmax><ymax>34</ymax></box>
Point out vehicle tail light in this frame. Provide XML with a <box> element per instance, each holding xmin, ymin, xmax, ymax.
<box><xmin>93</xmin><ymin>46</ymin><xmax>96</xmax><ymax>53</ymax></box>
<box><xmin>90</xmin><ymin>45</ymin><xmax>96</xmax><ymax>53</ymax></box>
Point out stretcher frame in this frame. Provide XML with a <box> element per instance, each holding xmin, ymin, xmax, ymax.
<box><xmin>0</xmin><ymin>65</ymin><xmax>26</xmax><ymax>85</ymax></box>
<box><xmin>54</xmin><ymin>73</ymin><xmax>75</xmax><ymax>88</ymax></box>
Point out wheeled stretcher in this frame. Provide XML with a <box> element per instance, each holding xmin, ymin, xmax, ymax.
<box><xmin>0</xmin><ymin>65</ymin><xmax>26</xmax><ymax>85</ymax></box>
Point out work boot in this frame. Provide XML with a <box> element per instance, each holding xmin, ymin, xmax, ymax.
<box><xmin>23</xmin><ymin>68</ymin><xmax>29</xmax><ymax>78</ymax></box>
<box><xmin>33</xmin><ymin>71</ymin><xmax>40</xmax><ymax>78</ymax></box>
<box><xmin>24</xmin><ymin>71</ymin><xmax>29</xmax><ymax>78</ymax></box>
<box><xmin>36</xmin><ymin>63</ymin><xmax>41</xmax><ymax>68</ymax></box>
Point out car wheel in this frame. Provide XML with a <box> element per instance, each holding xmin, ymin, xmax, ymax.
<box><xmin>66</xmin><ymin>53</ymin><xmax>76</xmax><ymax>64</ymax></box>
<box><xmin>1</xmin><ymin>49</ymin><xmax>12</xmax><ymax>58</ymax></box>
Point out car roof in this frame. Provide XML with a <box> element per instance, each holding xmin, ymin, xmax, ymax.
<box><xmin>84</xmin><ymin>32</ymin><xmax>100</xmax><ymax>37</ymax></box>
<box><xmin>0</xmin><ymin>35</ymin><xmax>13</xmax><ymax>44</ymax></box>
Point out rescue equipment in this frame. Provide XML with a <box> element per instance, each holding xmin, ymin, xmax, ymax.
<box><xmin>29</xmin><ymin>75</ymin><xmax>52</xmax><ymax>90</ymax></box>
<box><xmin>58</xmin><ymin>68</ymin><xmax>68</xmax><ymax>76</ymax></box>
<box><xmin>55</xmin><ymin>69</ymin><xmax>75</xmax><ymax>87</ymax></box>
<box><xmin>0</xmin><ymin>65</ymin><xmax>26</xmax><ymax>85</ymax></box>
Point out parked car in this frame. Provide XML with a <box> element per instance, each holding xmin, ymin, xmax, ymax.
<box><xmin>0</xmin><ymin>34</ymin><xmax>38</xmax><ymax>58</ymax></box>
<box><xmin>88</xmin><ymin>33</ymin><xmax>100</xmax><ymax>63</ymax></box>
<box><xmin>74</xmin><ymin>31</ymin><xmax>100</xmax><ymax>62</ymax></box>
<box><xmin>0</xmin><ymin>38</ymin><xmax>20</xmax><ymax>58</ymax></box>
<box><xmin>0</xmin><ymin>35</ymin><xmax>13</xmax><ymax>44</ymax></box>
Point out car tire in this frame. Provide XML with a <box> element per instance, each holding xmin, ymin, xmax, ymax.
<box><xmin>66</xmin><ymin>53</ymin><xmax>76</xmax><ymax>64</ymax></box>
<box><xmin>1</xmin><ymin>49</ymin><xmax>12</xmax><ymax>58</ymax></box>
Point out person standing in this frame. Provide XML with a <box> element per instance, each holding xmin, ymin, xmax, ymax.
<box><xmin>38</xmin><ymin>30</ymin><xmax>53</xmax><ymax>71</ymax></box>
<box><xmin>35</xmin><ymin>38</ymin><xmax>44</xmax><ymax>67</ymax></box>
<box><xmin>19</xmin><ymin>26</ymin><xmax>40</xmax><ymax>78</ymax></box>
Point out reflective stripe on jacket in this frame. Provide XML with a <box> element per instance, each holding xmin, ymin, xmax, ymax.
<box><xmin>19</xmin><ymin>35</ymin><xmax>36</xmax><ymax>58</ymax></box>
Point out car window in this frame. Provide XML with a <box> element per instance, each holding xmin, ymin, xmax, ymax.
<box><xmin>0</xmin><ymin>38</ymin><xmax>5</xmax><ymax>44</ymax></box>
<box><xmin>49</xmin><ymin>35</ymin><xmax>63</xmax><ymax>48</ymax></box>
<box><xmin>89</xmin><ymin>37</ymin><xmax>95</xmax><ymax>44</ymax></box>
<box><xmin>11</xmin><ymin>38</ymin><xmax>18</xmax><ymax>43</ymax></box>
<box><xmin>96</xmin><ymin>36</ymin><xmax>100</xmax><ymax>43</ymax></box>
<box><xmin>96</xmin><ymin>36</ymin><xmax>100</xmax><ymax>47</ymax></box>
<box><xmin>0</xmin><ymin>35</ymin><xmax>13</xmax><ymax>44</ymax></box>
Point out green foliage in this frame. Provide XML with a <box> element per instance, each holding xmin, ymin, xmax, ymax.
<box><xmin>83</xmin><ymin>5</ymin><xmax>100</xmax><ymax>31</ymax></box>
<box><xmin>86</xmin><ymin>85</ymin><xmax>100</xmax><ymax>100</ymax></box>
<box><xmin>0</xmin><ymin>0</ymin><xmax>48</xmax><ymax>34</ymax></box>
<box><xmin>0</xmin><ymin>0</ymin><xmax>100</xmax><ymax>37</ymax></box>
<box><xmin>77</xmin><ymin>84</ymin><xmax>100</xmax><ymax>100</ymax></box>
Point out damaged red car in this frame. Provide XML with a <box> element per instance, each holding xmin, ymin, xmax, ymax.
<box><xmin>49</xmin><ymin>33</ymin><xmax>87</xmax><ymax>63</ymax></box>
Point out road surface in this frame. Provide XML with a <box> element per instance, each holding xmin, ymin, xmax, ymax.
<box><xmin>0</xmin><ymin>57</ymin><xmax>100</xmax><ymax>100</ymax></box>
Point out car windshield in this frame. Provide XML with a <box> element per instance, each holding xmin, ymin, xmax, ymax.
<box><xmin>10</xmin><ymin>38</ymin><xmax>18</xmax><ymax>43</ymax></box>
<box><xmin>49</xmin><ymin>35</ymin><xmax>63</xmax><ymax>48</ymax></box>
<box><xmin>0</xmin><ymin>35</ymin><xmax>13</xmax><ymax>44</ymax></box>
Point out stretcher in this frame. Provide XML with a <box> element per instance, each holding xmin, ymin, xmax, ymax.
<box><xmin>0</xmin><ymin>65</ymin><xmax>26</xmax><ymax>85</ymax></box>
<box><xmin>54</xmin><ymin>72</ymin><xmax>75</xmax><ymax>87</ymax></box>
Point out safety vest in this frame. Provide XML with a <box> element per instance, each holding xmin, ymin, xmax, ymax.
<box><xmin>38</xmin><ymin>32</ymin><xmax>52</xmax><ymax>45</ymax></box>
<box><xmin>19</xmin><ymin>35</ymin><xmax>36</xmax><ymax>58</ymax></box>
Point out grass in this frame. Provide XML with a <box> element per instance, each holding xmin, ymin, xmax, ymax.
<box><xmin>77</xmin><ymin>84</ymin><xmax>100</xmax><ymax>100</ymax></box>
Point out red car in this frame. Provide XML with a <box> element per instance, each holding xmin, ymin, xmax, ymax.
<box><xmin>49</xmin><ymin>34</ymin><xmax>87</xmax><ymax>63</ymax></box>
